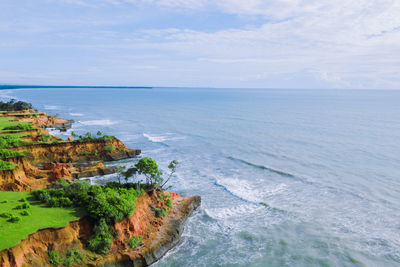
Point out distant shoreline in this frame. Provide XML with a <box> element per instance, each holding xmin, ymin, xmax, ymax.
<box><xmin>0</xmin><ymin>85</ymin><xmax>152</xmax><ymax>90</ymax></box>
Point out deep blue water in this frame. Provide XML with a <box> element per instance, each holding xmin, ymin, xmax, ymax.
<box><xmin>1</xmin><ymin>87</ymin><xmax>400</xmax><ymax>266</ymax></box>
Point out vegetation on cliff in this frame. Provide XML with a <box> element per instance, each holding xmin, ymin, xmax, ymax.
<box><xmin>29</xmin><ymin>157</ymin><xmax>178</xmax><ymax>255</ymax></box>
<box><xmin>0</xmin><ymin>191</ymin><xmax>83</xmax><ymax>251</ymax></box>
<box><xmin>0</xmin><ymin>99</ymin><xmax>32</xmax><ymax>111</ymax></box>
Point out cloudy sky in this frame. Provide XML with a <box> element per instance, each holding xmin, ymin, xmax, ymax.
<box><xmin>1</xmin><ymin>0</ymin><xmax>400</xmax><ymax>89</ymax></box>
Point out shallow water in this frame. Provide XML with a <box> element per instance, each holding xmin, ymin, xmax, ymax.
<box><xmin>2</xmin><ymin>87</ymin><xmax>400</xmax><ymax>266</ymax></box>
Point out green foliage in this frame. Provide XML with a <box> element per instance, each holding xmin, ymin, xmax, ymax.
<box><xmin>2</xmin><ymin>124</ymin><xmax>34</xmax><ymax>131</ymax></box>
<box><xmin>7</xmin><ymin>215</ymin><xmax>21</xmax><ymax>223</ymax></box>
<box><xmin>128</xmin><ymin>235</ymin><xmax>143</xmax><ymax>249</ymax></box>
<box><xmin>73</xmin><ymin>132</ymin><xmax>115</xmax><ymax>143</ymax></box>
<box><xmin>0</xmin><ymin>191</ymin><xmax>83</xmax><ymax>251</ymax></box>
<box><xmin>0</xmin><ymin>99</ymin><xmax>33</xmax><ymax>111</ymax></box>
<box><xmin>77</xmin><ymin>150</ymin><xmax>91</xmax><ymax>156</ymax></box>
<box><xmin>0</xmin><ymin>212</ymin><xmax>12</xmax><ymax>218</ymax></box>
<box><xmin>20</xmin><ymin>210</ymin><xmax>30</xmax><ymax>216</ymax></box>
<box><xmin>14</xmin><ymin>202</ymin><xmax>30</xmax><ymax>209</ymax></box>
<box><xmin>0</xmin><ymin>149</ymin><xmax>30</xmax><ymax>159</ymax></box>
<box><xmin>19</xmin><ymin>197</ymin><xmax>27</xmax><ymax>202</ymax></box>
<box><xmin>165</xmin><ymin>198</ymin><xmax>173</xmax><ymax>209</ymax></box>
<box><xmin>93</xmin><ymin>149</ymin><xmax>98</xmax><ymax>156</ymax></box>
<box><xmin>135</xmin><ymin>157</ymin><xmax>163</xmax><ymax>186</ymax></box>
<box><xmin>96</xmin><ymin>131</ymin><xmax>102</xmax><ymax>136</ymax></box>
<box><xmin>47</xmin><ymin>250</ymin><xmax>61</xmax><ymax>266</ymax></box>
<box><xmin>0</xmin><ymin>135</ymin><xmax>30</xmax><ymax>148</ymax></box>
<box><xmin>64</xmin><ymin>248</ymin><xmax>85</xmax><ymax>266</ymax></box>
<box><xmin>1</xmin><ymin>200</ymin><xmax>8</xmax><ymax>203</ymax></box>
<box><xmin>152</xmin><ymin>207</ymin><xmax>168</xmax><ymax>218</ymax></box>
<box><xmin>135</xmin><ymin>158</ymin><xmax>179</xmax><ymax>188</ymax></box>
<box><xmin>104</xmin><ymin>145</ymin><xmax>115</xmax><ymax>152</ymax></box>
<box><xmin>40</xmin><ymin>134</ymin><xmax>51</xmax><ymax>142</ymax></box>
<box><xmin>0</xmin><ymin>160</ymin><xmax>18</xmax><ymax>170</ymax></box>
<box><xmin>33</xmin><ymin>181</ymin><xmax>140</xmax><ymax>254</ymax></box>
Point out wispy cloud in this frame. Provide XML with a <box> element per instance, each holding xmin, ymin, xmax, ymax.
<box><xmin>0</xmin><ymin>0</ymin><xmax>399</xmax><ymax>88</ymax></box>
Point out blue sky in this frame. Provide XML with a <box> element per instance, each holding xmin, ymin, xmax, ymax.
<box><xmin>1</xmin><ymin>0</ymin><xmax>400</xmax><ymax>89</ymax></box>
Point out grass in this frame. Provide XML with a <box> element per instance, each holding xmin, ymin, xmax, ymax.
<box><xmin>0</xmin><ymin>191</ymin><xmax>84</xmax><ymax>251</ymax></box>
<box><xmin>0</xmin><ymin>116</ymin><xmax>33</xmax><ymax>133</ymax></box>
<box><xmin>0</xmin><ymin>160</ymin><xmax>18</xmax><ymax>170</ymax></box>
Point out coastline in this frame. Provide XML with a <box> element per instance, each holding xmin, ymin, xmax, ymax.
<box><xmin>0</xmin><ymin>101</ymin><xmax>200</xmax><ymax>266</ymax></box>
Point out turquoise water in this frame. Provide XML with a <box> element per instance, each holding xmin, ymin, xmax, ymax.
<box><xmin>2</xmin><ymin>88</ymin><xmax>400</xmax><ymax>266</ymax></box>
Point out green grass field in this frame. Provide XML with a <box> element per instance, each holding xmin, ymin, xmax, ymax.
<box><xmin>0</xmin><ymin>116</ymin><xmax>33</xmax><ymax>133</ymax></box>
<box><xmin>0</xmin><ymin>191</ymin><xmax>84</xmax><ymax>250</ymax></box>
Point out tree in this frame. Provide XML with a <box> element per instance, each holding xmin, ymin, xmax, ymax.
<box><xmin>97</xmin><ymin>131</ymin><xmax>102</xmax><ymax>136</ymax></box>
<box><xmin>161</xmin><ymin>160</ymin><xmax>179</xmax><ymax>188</ymax></box>
<box><xmin>134</xmin><ymin>157</ymin><xmax>163</xmax><ymax>187</ymax></box>
<box><xmin>134</xmin><ymin>157</ymin><xmax>179</xmax><ymax>189</ymax></box>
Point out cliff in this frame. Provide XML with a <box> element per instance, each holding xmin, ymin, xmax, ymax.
<box><xmin>0</xmin><ymin>193</ymin><xmax>201</xmax><ymax>267</ymax></box>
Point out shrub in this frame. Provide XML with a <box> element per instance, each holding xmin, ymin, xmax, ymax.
<box><xmin>19</xmin><ymin>197</ymin><xmax>27</xmax><ymax>202</ymax></box>
<box><xmin>40</xmin><ymin>134</ymin><xmax>51</xmax><ymax>142</ymax></box>
<box><xmin>128</xmin><ymin>235</ymin><xmax>143</xmax><ymax>249</ymax></box>
<box><xmin>47</xmin><ymin>250</ymin><xmax>61</xmax><ymax>266</ymax></box>
<box><xmin>0</xmin><ymin>212</ymin><xmax>12</xmax><ymax>218</ymax></box>
<box><xmin>104</xmin><ymin>145</ymin><xmax>115</xmax><ymax>152</ymax></box>
<box><xmin>7</xmin><ymin>215</ymin><xmax>21</xmax><ymax>223</ymax></box>
<box><xmin>152</xmin><ymin>207</ymin><xmax>168</xmax><ymax>218</ymax></box>
<box><xmin>3</xmin><ymin>124</ymin><xmax>34</xmax><ymax>131</ymax></box>
<box><xmin>59</xmin><ymin>197</ymin><xmax>73</xmax><ymax>207</ymax></box>
<box><xmin>48</xmin><ymin>197</ymin><xmax>60</xmax><ymax>207</ymax></box>
<box><xmin>0</xmin><ymin>135</ymin><xmax>30</xmax><ymax>148</ymax></box>
<box><xmin>0</xmin><ymin>149</ymin><xmax>30</xmax><ymax>159</ymax></box>
<box><xmin>20</xmin><ymin>210</ymin><xmax>31</xmax><ymax>216</ymax></box>
<box><xmin>0</xmin><ymin>99</ymin><xmax>32</xmax><ymax>111</ymax></box>
<box><xmin>166</xmin><ymin>198</ymin><xmax>173</xmax><ymax>209</ymax></box>
<box><xmin>1</xmin><ymin>200</ymin><xmax>8</xmax><ymax>203</ymax></box>
<box><xmin>77</xmin><ymin>150</ymin><xmax>91</xmax><ymax>156</ymax></box>
<box><xmin>14</xmin><ymin>202</ymin><xmax>30</xmax><ymax>209</ymax></box>
<box><xmin>86</xmin><ymin>234</ymin><xmax>113</xmax><ymax>255</ymax></box>
<box><xmin>93</xmin><ymin>149</ymin><xmax>98</xmax><ymax>156</ymax></box>
<box><xmin>0</xmin><ymin>160</ymin><xmax>18</xmax><ymax>170</ymax></box>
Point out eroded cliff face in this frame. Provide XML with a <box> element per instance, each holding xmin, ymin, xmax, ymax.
<box><xmin>0</xmin><ymin>139</ymin><xmax>141</xmax><ymax>192</ymax></box>
<box><xmin>0</xmin><ymin>193</ymin><xmax>201</xmax><ymax>267</ymax></box>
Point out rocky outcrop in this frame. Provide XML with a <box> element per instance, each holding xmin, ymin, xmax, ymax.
<box><xmin>0</xmin><ymin>194</ymin><xmax>201</xmax><ymax>267</ymax></box>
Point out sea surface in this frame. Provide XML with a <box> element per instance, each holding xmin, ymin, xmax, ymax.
<box><xmin>1</xmin><ymin>87</ymin><xmax>400</xmax><ymax>267</ymax></box>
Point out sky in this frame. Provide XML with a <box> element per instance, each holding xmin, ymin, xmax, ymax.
<box><xmin>0</xmin><ymin>0</ymin><xmax>400</xmax><ymax>89</ymax></box>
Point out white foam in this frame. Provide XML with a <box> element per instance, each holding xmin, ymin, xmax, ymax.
<box><xmin>78</xmin><ymin>119</ymin><xmax>117</xmax><ymax>126</ymax></box>
<box><xmin>143</xmin><ymin>133</ymin><xmax>185</xmax><ymax>143</ymax></box>
<box><xmin>205</xmin><ymin>204</ymin><xmax>263</xmax><ymax>220</ymax></box>
<box><xmin>143</xmin><ymin>133</ymin><xmax>168</xmax><ymax>142</ymax></box>
<box><xmin>69</xmin><ymin>113</ymin><xmax>84</xmax><ymax>116</ymax></box>
<box><xmin>216</xmin><ymin>177</ymin><xmax>287</xmax><ymax>203</ymax></box>
<box><xmin>44</xmin><ymin>105</ymin><xmax>59</xmax><ymax>110</ymax></box>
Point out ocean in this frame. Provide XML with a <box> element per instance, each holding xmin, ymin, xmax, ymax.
<box><xmin>1</xmin><ymin>87</ymin><xmax>399</xmax><ymax>266</ymax></box>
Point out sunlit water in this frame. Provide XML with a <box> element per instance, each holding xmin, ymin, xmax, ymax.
<box><xmin>2</xmin><ymin>87</ymin><xmax>400</xmax><ymax>266</ymax></box>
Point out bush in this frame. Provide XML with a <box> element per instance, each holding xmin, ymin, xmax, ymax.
<box><xmin>87</xmin><ymin>234</ymin><xmax>113</xmax><ymax>255</ymax></box>
<box><xmin>0</xmin><ymin>99</ymin><xmax>32</xmax><ymax>111</ymax></box>
<box><xmin>7</xmin><ymin>215</ymin><xmax>21</xmax><ymax>223</ymax></box>
<box><xmin>128</xmin><ymin>235</ymin><xmax>143</xmax><ymax>249</ymax></box>
<box><xmin>77</xmin><ymin>150</ymin><xmax>91</xmax><ymax>156</ymax></box>
<box><xmin>0</xmin><ymin>212</ymin><xmax>12</xmax><ymax>218</ymax></box>
<box><xmin>48</xmin><ymin>197</ymin><xmax>60</xmax><ymax>207</ymax></box>
<box><xmin>59</xmin><ymin>197</ymin><xmax>73</xmax><ymax>207</ymax></box>
<box><xmin>152</xmin><ymin>207</ymin><xmax>168</xmax><ymax>218</ymax></box>
<box><xmin>1</xmin><ymin>200</ymin><xmax>8</xmax><ymax>203</ymax></box>
<box><xmin>20</xmin><ymin>210</ymin><xmax>31</xmax><ymax>216</ymax></box>
<box><xmin>3</xmin><ymin>124</ymin><xmax>34</xmax><ymax>131</ymax></box>
<box><xmin>104</xmin><ymin>145</ymin><xmax>115</xmax><ymax>152</ymax></box>
<box><xmin>0</xmin><ymin>160</ymin><xmax>18</xmax><ymax>170</ymax></box>
<box><xmin>0</xmin><ymin>135</ymin><xmax>30</xmax><ymax>148</ymax></box>
<box><xmin>14</xmin><ymin>202</ymin><xmax>30</xmax><ymax>209</ymax></box>
<box><xmin>0</xmin><ymin>149</ymin><xmax>30</xmax><ymax>159</ymax></box>
<box><xmin>47</xmin><ymin>250</ymin><xmax>61</xmax><ymax>266</ymax></box>
<box><xmin>166</xmin><ymin>198</ymin><xmax>173</xmax><ymax>209</ymax></box>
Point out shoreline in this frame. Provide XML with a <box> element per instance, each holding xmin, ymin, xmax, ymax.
<box><xmin>0</xmin><ymin>100</ymin><xmax>200</xmax><ymax>266</ymax></box>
